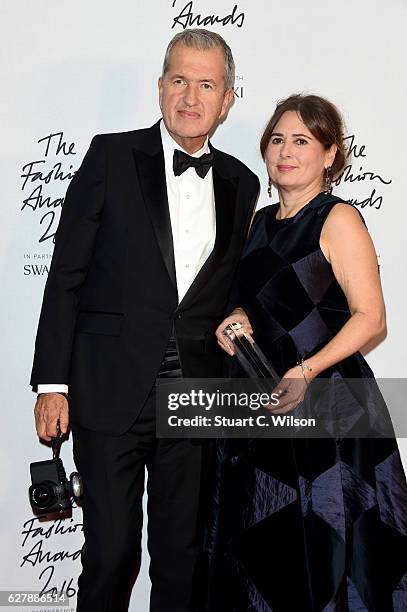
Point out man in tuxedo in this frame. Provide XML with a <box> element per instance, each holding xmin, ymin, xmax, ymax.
<box><xmin>31</xmin><ymin>29</ymin><xmax>259</xmax><ymax>611</ymax></box>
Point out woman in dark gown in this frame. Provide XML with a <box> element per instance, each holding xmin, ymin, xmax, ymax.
<box><xmin>205</xmin><ymin>95</ymin><xmax>407</xmax><ymax>611</ymax></box>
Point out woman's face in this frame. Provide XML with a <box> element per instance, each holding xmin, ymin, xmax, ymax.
<box><xmin>265</xmin><ymin>110</ymin><xmax>336</xmax><ymax>193</ymax></box>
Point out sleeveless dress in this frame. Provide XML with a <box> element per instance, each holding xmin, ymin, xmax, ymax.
<box><xmin>205</xmin><ymin>193</ymin><xmax>407</xmax><ymax>612</ymax></box>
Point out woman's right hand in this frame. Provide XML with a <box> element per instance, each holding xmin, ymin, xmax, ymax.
<box><xmin>215</xmin><ymin>307</ymin><xmax>254</xmax><ymax>356</ymax></box>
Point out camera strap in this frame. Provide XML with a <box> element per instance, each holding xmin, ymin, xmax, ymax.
<box><xmin>51</xmin><ymin>424</ymin><xmax>62</xmax><ymax>460</ymax></box>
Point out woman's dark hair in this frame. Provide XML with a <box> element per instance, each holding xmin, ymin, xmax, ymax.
<box><xmin>260</xmin><ymin>94</ymin><xmax>347</xmax><ymax>179</ymax></box>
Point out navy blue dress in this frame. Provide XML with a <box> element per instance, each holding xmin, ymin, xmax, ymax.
<box><xmin>205</xmin><ymin>193</ymin><xmax>407</xmax><ymax>611</ymax></box>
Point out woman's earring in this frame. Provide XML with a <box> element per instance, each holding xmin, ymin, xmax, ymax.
<box><xmin>324</xmin><ymin>166</ymin><xmax>332</xmax><ymax>194</ymax></box>
<box><xmin>267</xmin><ymin>178</ymin><xmax>272</xmax><ymax>198</ymax></box>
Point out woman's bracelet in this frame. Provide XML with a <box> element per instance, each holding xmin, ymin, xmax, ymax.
<box><xmin>297</xmin><ymin>358</ymin><xmax>313</xmax><ymax>383</ymax></box>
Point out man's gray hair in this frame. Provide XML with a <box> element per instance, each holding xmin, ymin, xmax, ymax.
<box><xmin>162</xmin><ymin>29</ymin><xmax>235</xmax><ymax>91</ymax></box>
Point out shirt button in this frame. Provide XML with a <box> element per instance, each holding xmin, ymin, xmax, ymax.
<box><xmin>176</xmin><ymin>313</ymin><xmax>183</xmax><ymax>319</ymax></box>
<box><xmin>185</xmin><ymin>194</ymin><xmax>191</xmax><ymax>199</ymax></box>
<box><xmin>185</xmin><ymin>229</ymin><xmax>190</xmax><ymax>234</ymax></box>
<box><xmin>185</xmin><ymin>263</ymin><xmax>190</xmax><ymax>268</ymax></box>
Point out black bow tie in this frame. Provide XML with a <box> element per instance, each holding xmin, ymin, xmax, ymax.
<box><xmin>173</xmin><ymin>149</ymin><xmax>214</xmax><ymax>179</ymax></box>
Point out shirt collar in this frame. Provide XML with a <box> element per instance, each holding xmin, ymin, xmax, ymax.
<box><xmin>160</xmin><ymin>119</ymin><xmax>209</xmax><ymax>158</ymax></box>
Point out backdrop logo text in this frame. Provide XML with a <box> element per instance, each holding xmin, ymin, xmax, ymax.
<box><xmin>20</xmin><ymin>132</ymin><xmax>77</xmax><ymax>245</ymax></box>
<box><xmin>171</xmin><ymin>1</ymin><xmax>245</xmax><ymax>30</ymax></box>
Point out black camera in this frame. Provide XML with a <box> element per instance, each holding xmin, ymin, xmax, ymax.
<box><xmin>29</xmin><ymin>433</ymin><xmax>83</xmax><ymax>516</ymax></box>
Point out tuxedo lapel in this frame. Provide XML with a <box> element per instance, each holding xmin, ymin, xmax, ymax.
<box><xmin>132</xmin><ymin>124</ymin><xmax>177</xmax><ymax>289</ymax></box>
<box><xmin>178</xmin><ymin>150</ymin><xmax>238</xmax><ymax>308</ymax></box>
<box><xmin>212</xmin><ymin>166</ymin><xmax>238</xmax><ymax>262</ymax></box>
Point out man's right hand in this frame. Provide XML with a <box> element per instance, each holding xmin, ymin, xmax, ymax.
<box><xmin>34</xmin><ymin>393</ymin><xmax>69</xmax><ymax>441</ymax></box>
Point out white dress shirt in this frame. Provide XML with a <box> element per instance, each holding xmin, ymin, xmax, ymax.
<box><xmin>161</xmin><ymin>120</ymin><xmax>216</xmax><ymax>302</ymax></box>
<box><xmin>37</xmin><ymin>120</ymin><xmax>216</xmax><ymax>395</ymax></box>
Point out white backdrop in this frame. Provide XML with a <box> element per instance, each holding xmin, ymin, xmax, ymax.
<box><xmin>1</xmin><ymin>1</ymin><xmax>406</xmax><ymax>610</ymax></box>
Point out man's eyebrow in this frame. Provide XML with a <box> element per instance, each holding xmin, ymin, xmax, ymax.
<box><xmin>168</xmin><ymin>74</ymin><xmax>217</xmax><ymax>85</ymax></box>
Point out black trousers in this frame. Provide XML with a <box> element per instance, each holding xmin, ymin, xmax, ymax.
<box><xmin>72</xmin><ymin>379</ymin><xmax>205</xmax><ymax>612</ymax></box>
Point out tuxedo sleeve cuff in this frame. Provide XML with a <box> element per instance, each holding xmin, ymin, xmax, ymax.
<box><xmin>37</xmin><ymin>384</ymin><xmax>69</xmax><ymax>395</ymax></box>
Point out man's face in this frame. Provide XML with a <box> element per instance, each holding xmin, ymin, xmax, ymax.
<box><xmin>159</xmin><ymin>43</ymin><xmax>233</xmax><ymax>153</ymax></box>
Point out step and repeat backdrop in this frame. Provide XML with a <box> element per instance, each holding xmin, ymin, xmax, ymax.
<box><xmin>0</xmin><ymin>0</ymin><xmax>406</xmax><ymax>609</ymax></box>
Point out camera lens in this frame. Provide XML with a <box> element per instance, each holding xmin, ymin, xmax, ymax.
<box><xmin>70</xmin><ymin>472</ymin><xmax>83</xmax><ymax>499</ymax></box>
<box><xmin>30</xmin><ymin>482</ymin><xmax>57</xmax><ymax>510</ymax></box>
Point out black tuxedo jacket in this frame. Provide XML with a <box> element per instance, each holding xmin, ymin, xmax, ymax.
<box><xmin>31</xmin><ymin>121</ymin><xmax>259</xmax><ymax>434</ymax></box>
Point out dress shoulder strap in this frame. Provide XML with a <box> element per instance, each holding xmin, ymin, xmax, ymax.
<box><xmin>315</xmin><ymin>194</ymin><xmax>367</xmax><ymax>227</ymax></box>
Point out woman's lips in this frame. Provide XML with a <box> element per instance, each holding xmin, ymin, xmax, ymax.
<box><xmin>277</xmin><ymin>165</ymin><xmax>296</xmax><ymax>172</ymax></box>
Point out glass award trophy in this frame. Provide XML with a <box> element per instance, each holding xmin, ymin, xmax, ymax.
<box><xmin>223</xmin><ymin>322</ymin><xmax>280</xmax><ymax>385</ymax></box>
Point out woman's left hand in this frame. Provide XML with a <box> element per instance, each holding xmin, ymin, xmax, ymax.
<box><xmin>268</xmin><ymin>366</ymin><xmax>314</xmax><ymax>414</ymax></box>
